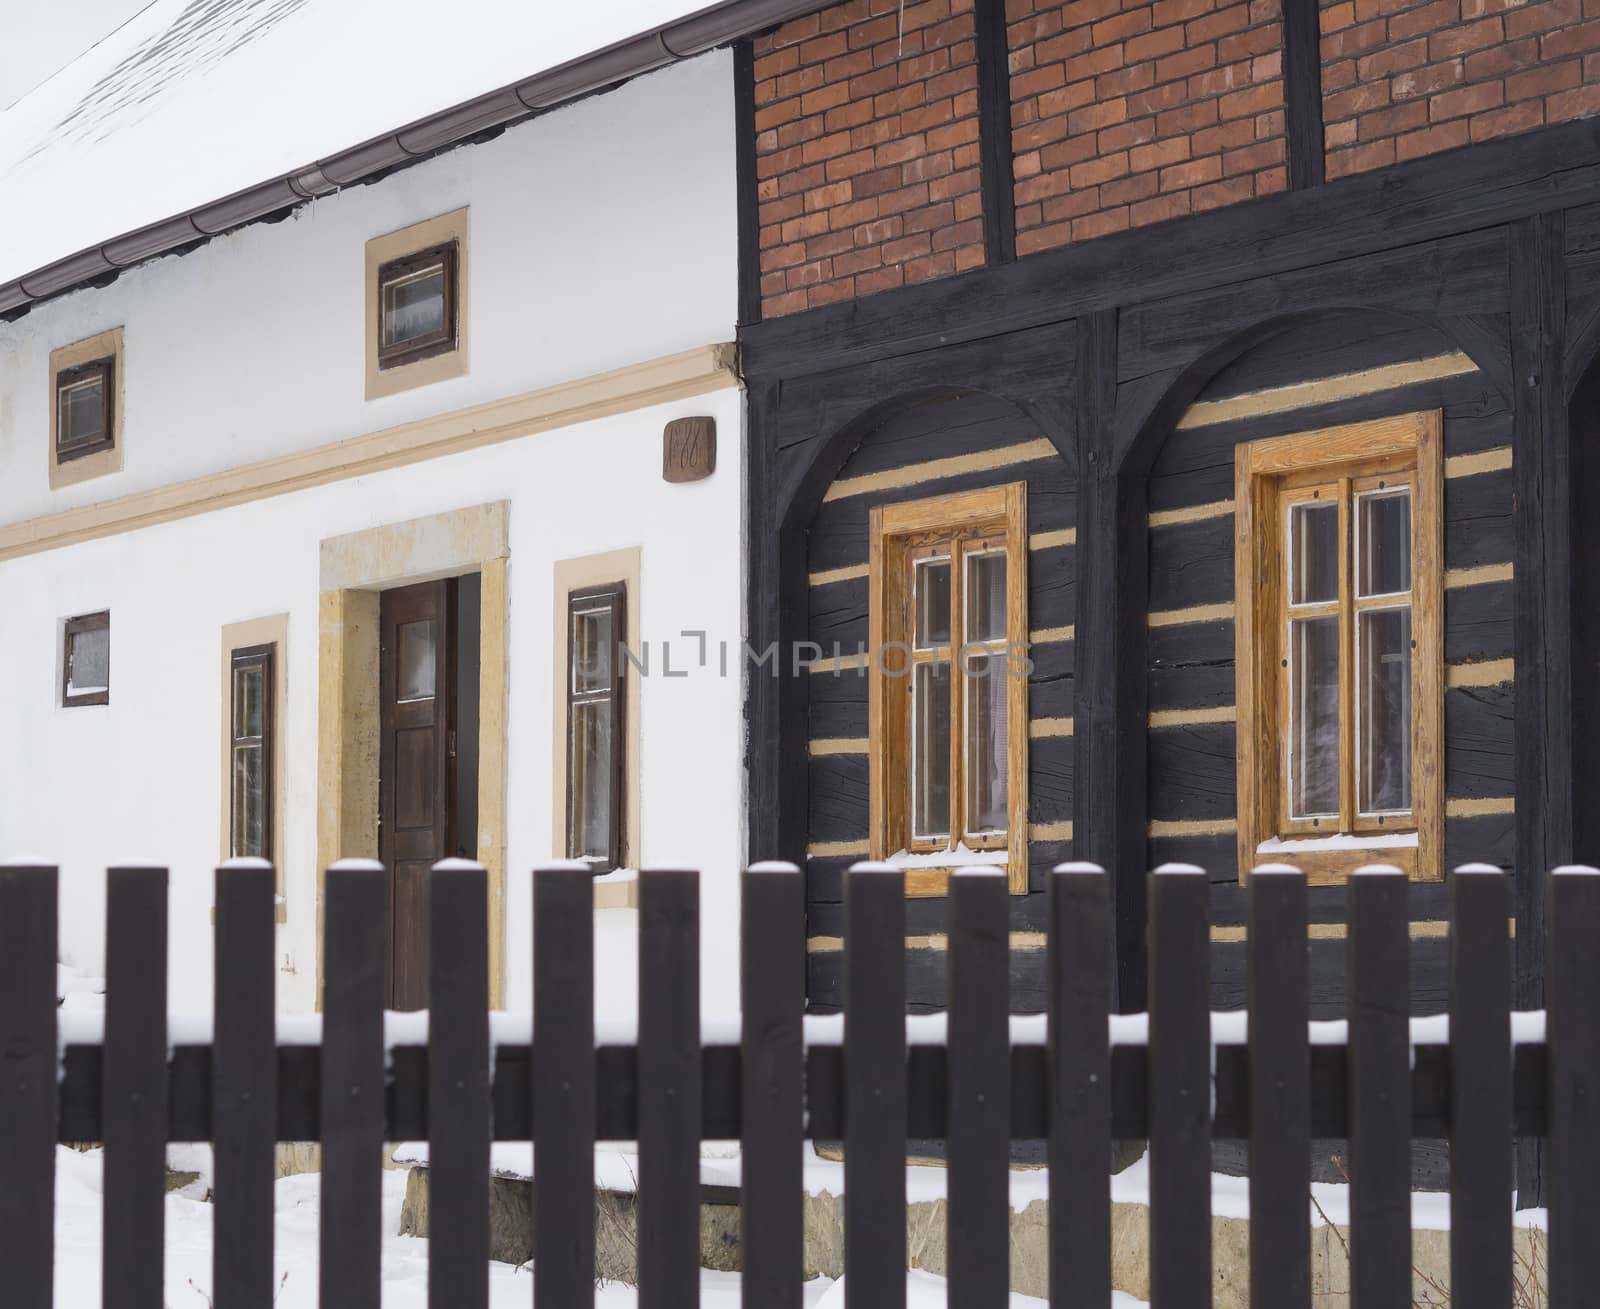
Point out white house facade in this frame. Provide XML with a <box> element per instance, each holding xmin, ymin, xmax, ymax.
<box><xmin>0</xmin><ymin>48</ymin><xmax>748</xmax><ymax>1016</ymax></box>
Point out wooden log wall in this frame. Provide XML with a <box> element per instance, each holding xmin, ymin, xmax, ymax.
<box><xmin>803</xmin><ymin>389</ymin><xmax>1076</xmax><ymax>1011</ymax></box>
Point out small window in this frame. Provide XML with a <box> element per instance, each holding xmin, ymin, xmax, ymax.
<box><xmin>1235</xmin><ymin>412</ymin><xmax>1443</xmax><ymax>882</ymax></box>
<box><xmin>230</xmin><ymin>645</ymin><xmax>276</xmax><ymax>861</ymax></box>
<box><xmin>62</xmin><ymin>611</ymin><xmax>110</xmax><ymax>707</ymax></box>
<box><xmin>376</xmin><ymin>243</ymin><xmax>458</xmax><ymax>370</ymax></box>
<box><xmin>566</xmin><ymin>584</ymin><xmax>626</xmax><ymax>872</ymax></box>
<box><xmin>869</xmin><ymin>484</ymin><xmax>1030</xmax><ymax>893</ymax></box>
<box><xmin>55</xmin><ymin>357</ymin><xmax>115</xmax><ymax>462</ymax></box>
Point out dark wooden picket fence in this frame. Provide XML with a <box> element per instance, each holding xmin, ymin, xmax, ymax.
<box><xmin>1</xmin><ymin>856</ymin><xmax>1598</xmax><ymax>1307</ymax></box>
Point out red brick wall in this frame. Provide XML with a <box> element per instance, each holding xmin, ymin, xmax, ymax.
<box><xmin>753</xmin><ymin>0</ymin><xmax>987</xmax><ymax>317</ymax></box>
<box><xmin>1006</xmin><ymin>0</ymin><xmax>1288</xmax><ymax>255</ymax></box>
<box><xmin>1321</xmin><ymin>0</ymin><xmax>1600</xmax><ymax>177</ymax></box>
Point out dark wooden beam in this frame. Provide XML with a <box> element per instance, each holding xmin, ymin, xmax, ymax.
<box><xmin>744</xmin><ymin>379</ymin><xmax>786</xmax><ymax>863</ymax></box>
<box><xmin>1281</xmin><ymin>0</ymin><xmax>1325</xmax><ymax>190</ymax></box>
<box><xmin>1073</xmin><ymin>310</ymin><xmax>1150</xmax><ymax>1012</ymax></box>
<box><xmin>740</xmin><ymin>115</ymin><xmax>1600</xmax><ymax>381</ymax></box>
<box><xmin>734</xmin><ymin>37</ymin><xmax>762</xmax><ymax>328</ymax></box>
<box><xmin>974</xmin><ymin>0</ymin><xmax>1017</xmax><ymax>266</ymax></box>
<box><xmin>1511</xmin><ymin>210</ymin><xmax>1572</xmax><ymax>1208</ymax></box>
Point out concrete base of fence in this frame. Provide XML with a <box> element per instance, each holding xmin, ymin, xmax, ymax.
<box><xmin>397</xmin><ymin>1164</ymin><xmax>1549</xmax><ymax>1301</ymax></box>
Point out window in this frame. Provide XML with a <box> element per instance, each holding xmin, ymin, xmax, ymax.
<box><xmin>365</xmin><ymin>209</ymin><xmax>469</xmax><ymax>400</ymax></box>
<box><xmin>55</xmin><ymin>358</ymin><xmax>114</xmax><ymax>461</ymax></box>
<box><xmin>376</xmin><ymin>243</ymin><xmax>458</xmax><ymax>370</ymax></box>
<box><xmin>48</xmin><ymin>327</ymin><xmax>124</xmax><ymax>489</ymax></box>
<box><xmin>62</xmin><ymin>611</ymin><xmax>110</xmax><ymax>707</ymax></box>
<box><xmin>1234</xmin><ymin>411</ymin><xmax>1443</xmax><ymax>883</ymax></box>
<box><xmin>566</xmin><ymin>583</ymin><xmax>626</xmax><ymax>872</ymax></box>
<box><xmin>868</xmin><ymin>483</ymin><xmax>1030</xmax><ymax>895</ymax></box>
<box><xmin>230</xmin><ymin>645</ymin><xmax>276</xmax><ymax>861</ymax></box>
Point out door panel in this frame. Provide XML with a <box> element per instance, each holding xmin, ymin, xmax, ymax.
<box><xmin>379</xmin><ymin>579</ymin><xmax>454</xmax><ymax>1011</ymax></box>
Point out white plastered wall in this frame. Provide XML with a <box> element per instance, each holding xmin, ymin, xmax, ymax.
<box><xmin>0</xmin><ymin>387</ymin><xmax>747</xmax><ymax>1014</ymax></box>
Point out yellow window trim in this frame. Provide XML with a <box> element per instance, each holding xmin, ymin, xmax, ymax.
<box><xmin>1233</xmin><ymin>411</ymin><xmax>1444</xmax><ymax>885</ymax></box>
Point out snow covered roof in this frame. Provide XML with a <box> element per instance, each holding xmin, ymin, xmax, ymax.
<box><xmin>0</xmin><ymin>0</ymin><xmax>811</xmax><ymax>313</ymax></box>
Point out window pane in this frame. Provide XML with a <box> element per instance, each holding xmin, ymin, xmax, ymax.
<box><xmin>966</xmin><ymin>552</ymin><xmax>1007</xmax><ymax>643</ymax></box>
<box><xmin>569</xmin><ymin>699</ymin><xmax>613</xmax><ymax>861</ymax></box>
<box><xmin>572</xmin><ymin>605</ymin><xmax>614</xmax><ymax>693</ymax></box>
<box><xmin>1289</xmin><ymin>615</ymin><xmax>1340</xmax><ymax>819</ymax></box>
<box><xmin>915</xmin><ymin>558</ymin><xmax>951</xmax><ymax>648</ymax></box>
<box><xmin>232</xmin><ymin>744</ymin><xmax>265</xmax><ymax>858</ymax></box>
<box><xmin>1289</xmin><ymin>501</ymin><xmax>1338</xmax><ymax>605</ymax></box>
<box><xmin>965</xmin><ymin>652</ymin><xmax>1008</xmax><ymax>834</ymax></box>
<box><xmin>69</xmin><ymin>625</ymin><xmax>109</xmax><ymax>694</ymax></box>
<box><xmin>912</xmin><ymin>661</ymin><xmax>951</xmax><ymax>840</ymax></box>
<box><xmin>1359</xmin><ymin>606</ymin><xmax>1413</xmax><ymax>814</ymax></box>
<box><xmin>397</xmin><ymin>619</ymin><xmax>436</xmax><ymax>702</ymax></box>
<box><xmin>233</xmin><ymin>663</ymin><xmax>265</xmax><ymax>739</ymax></box>
<box><xmin>59</xmin><ymin>377</ymin><xmax>105</xmax><ymax>448</ymax></box>
<box><xmin>1358</xmin><ymin>490</ymin><xmax>1411</xmax><ymax>597</ymax></box>
<box><xmin>381</xmin><ymin>264</ymin><xmax>446</xmax><ymax>347</ymax></box>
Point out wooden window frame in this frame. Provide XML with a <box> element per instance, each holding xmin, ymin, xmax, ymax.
<box><xmin>868</xmin><ymin>482</ymin><xmax>1030</xmax><ymax>897</ymax></box>
<box><xmin>54</xmin><ymin>357</ymin><xmax>116</xmax><ymax>462</ymax></box>
<box><xmin>48</xmin><ymin>327</ymin><xmax>124</xmax><ymax>489</ymax></box>
<box><xmin>376</xmin><ymin>242</ymin><xmax>459</xmax><ymax>371</ymax></box>
<box><xmin>565</xmin><ymin>582</ymin><xmax>627</xmax><ymax>874</ymax></box>
<box><xmin>61</xmin><ymin>611</ymin><xmax>110</xmax><ymax>708</ymax></box>
<box><xmin>229</xmin><ymin>644</ymin><xmax>276</xmax><ymax>864</ymax></box>
<box><xmin>364</xmin><ymin>209</ymin><xmax>469</xmax><ymax>400</ymax></box>
<box><xmin>1234</xmin><ymin>411</ymin><xmax>1443</xmax><ymax>884</ymax></box>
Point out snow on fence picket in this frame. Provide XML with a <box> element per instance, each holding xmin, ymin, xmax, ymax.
<box><xmin>0</xmin><ymin>856</ymin><xmax>1597</xmax><ymax>1307</ymax></box>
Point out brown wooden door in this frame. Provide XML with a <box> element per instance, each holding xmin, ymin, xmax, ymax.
<box><xmin>379</xmin><ymin>579</ymin><xmax>455</xmax><ymax>1011</ymax></box>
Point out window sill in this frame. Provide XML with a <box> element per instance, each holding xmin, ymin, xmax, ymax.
<box><xmin>1251</xmin><ymin>832</ymin><xmax>1420</xmax><ymax>884</ymax></box>
<box><xmin>593</xmin><ymin>869</ymin><xmax>638</xmax><ymax>911</ymax></box>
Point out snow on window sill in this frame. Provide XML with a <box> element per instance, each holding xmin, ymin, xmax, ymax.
<box><xmin>884</xmin><ymin>842</ymin><xmax>1007</xmax><ymax>870</ymax></box>
<box><xmin>1256</xmin><ymin>831</ymin><xmax>1418</xmax><ymax>854</ymax></box>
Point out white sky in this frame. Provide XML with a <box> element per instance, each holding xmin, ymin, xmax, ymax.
<box><xmin>1</xmin><ymin>0</ymin><xmax>153</xmax><ymax>109</ymax></box>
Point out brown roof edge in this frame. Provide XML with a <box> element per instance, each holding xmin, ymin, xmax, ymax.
<box><xmin>0</xmin><ymin>0</ymin><xmax>819</xmax><ymax>317</ymax></box>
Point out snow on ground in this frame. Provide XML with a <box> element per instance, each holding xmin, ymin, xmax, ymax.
<box><xmin>54</xmin><ymin>1147</ymin><xmax>1143</xmax><ymax>1307</ymax></box>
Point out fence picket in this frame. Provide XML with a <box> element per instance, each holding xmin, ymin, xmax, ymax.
<box><xmin>1347</xmin><ymin>866</ymin><xmax>1410</xmax><ymax>1309</ymax></box>
<box><xmin>1047</xmin><ymin>863</ymin><xmax>1110</xmax><ymax>1309</ymax></box>
<box><xmin>319</xmin><ymin>860</ymin><xmax>387</xmax><ymax>1309</ymax></box>
<box><xmin>534</xmin><ymin>863</ymin><xmax>597</xmax><ymax>1308</ymax></box>
<box><xmin>428</xmin><ymin>860</ymin><xmax>490</xmax><ymax>1307</ymax></box>
<box><xmin>845</xmin><ymin>862</ymin><xmax>907</xmax><ymax>1309</ymax></box>
<box><xmin>639</xmin><ymin>869</ymin><xmax>701</xmax><ymax>1309</ymax></box>
<box><xmin>1448</xmin><ymin>865</ymin><xmax>1512</xmax><ymax>1309</ymax></box>
<box><xmin>212</xmin><ymin>860</ymin><xmax>277</xmax><ymax>1309</ymax></box>
<box><xmin>1546</xmin><ymin>864</ymin><xmax>1600</xmax><ymax>1305</ymax></box>
<box><xmin>102</xmin><ymin>865</ymin><xmax>168</xmax><ymax>1309</ymax></box>
<box><xmin>947</xmin><ymin>870</ymin><xmax>1009</xmax><ymax>1309</ymax></box>
<box><xmin>0</xmin><ymin>863</ymin><xmax>57</xmax><ymax>1309</ymax></box>
<box><xmin>740</xmin><ymin>863</ymin><xmax>805</xmax><ymax>1309</ymax></box>
<box><xmin>1247</xmin><ymin>864</ymin><xmax>1310</xmax><ymax>1309</ymax></box>
<box><xmin>1147</xmin><ymin>864</ymin><xmax>1211</xmax><ymax>1306</ymax></box>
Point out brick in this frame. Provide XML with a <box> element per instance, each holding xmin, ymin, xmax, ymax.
<box><xmin>1256</xmin><ymin>106</ymin><xmax>1287</xmax><ymax>135</ymax></box>
<box><xmin>1073</xmin><ymin>150</ymin><xmax>1133</xmax><ymax>185</ymax></box>
<box><xmin>764</xmin><ymin>289</ymin><xmax>809</xmax><ymax>316</ymax></box>
<box><xmin>1542</xmin><ymin>19</ymin><xmax>1600</xmax><ymax>57</ymax></box>
<box><xmin>1222</xmin><ymin>136</ymin><xmax>1287</xmax><ymax>173</ymax></box>
<box><xmin>1016</xmin><ymin>168</ymin><xmax>1076</xmax><ymax>203</ymax></box>
<box><xmin>781</xmin><ymin>210</ymin><xmax>832</xmax><ymax>242</ymax></box>
<box><xmin>1079</xmin><ymin>40</ymin><xmax>1134</xmax><ymax>74</ymax></box>
<box><xmin>1037</xmin><ymin>130</ymin><xmax>1104</xmax><ymax>170</ymax></box>
<box><xmin>1322</xmin><ymin>56</ymin><xmax>1357</xmax><ymax>89</ymax></box>
<box><xmin>931</xmin><ymin>166</ymin><xmax>985</xmax><ymax>200</ymax></box>
<box><xmin>807</xmin><ymin>278</ymin><xmax>858</xmax><ymax>308</ymax></box>
<box><xmin>1191</xmin><ymin>116</ymin><xmax>1258</xmax><ymax>153</ymax></box>
<box><xmin>902</xmin><ymin>98</ymin><xmax>960</xmax><ymax>131</ymax></box>
<box><xmin>1159</xmin><ymin>96</ymin><xmax>1224</xmax><ymax>131</ymax></box>
<box><xmin>1093</xmin><ymin>9</ymin><xmax>1155</xmax><ymax>44</ymax></box>
<box><xmin>804</xmin><ymin>229</ymin><xmax>855</xmax><ymax>260</ymax></box>
<box><xmin>1430</xmin><ymin>77</ymin><xmax>1505</xmax><ymax>119</ymax></box>
<box><xmin>1508</xmin><ymin>57</ymin><xmax>1584</xmax><ymax>103</ymax></box>
<box><xmin>875</xmin><ymin>133</ymin><xmax>931</xmax><ymax>165</ymax></box>
<box><xmin>1257</xmin><ymin>163</ymin><xmax>1289</xmax><ymax>192</ymax></box>
<box><xmin>853</xmin><ymin>162</ymin><xmax>909</xmax><ymax>198</ymax></box>
<box><xmin>954</xmin><ymin>242</ymin><xmax>988</xmax><ymax>271</ymax></box>
<box><xmin>768</xmin><ymin>12</ymin><xmax>821</xmax><ymax>50</ymax></box>
<box><xmin>824</xmin><ymin>95</ymin><xmax>876</xmax><ymax>133</ymax></box>
<box><xmin>903</xmin><ymin>151</ymin><xmax>957</xmax><ymax>183</ymax></box>
<box><xmin>925</xmin><ymin>66</ymin><xmax>981</xmax><ymax>102</ymax></box>
<box><xmin>1098</xmin><ymin>116</ymin><xmax>1160</xmax><ymax>150</ymax></box>
<box><xmin>1100</xmin><ymin>168</ymin><xmax>1163</xmax><ymax>204</ymax></box>
<box><xmin>1217</xmin><ymin>79</ymin><xmax>1283</xmax><ymax>119</ymax></box>
<box><xmin>1155</xmin><ymin>42</ymin><xmax>1220</xmax><ymax>82</ymax></box>
<box><xmin>1161</xmin><ymin>154</ymin><xmax>1225</xmax><ymax>187</ymax></box>
<box><xmin>929</xmin><ymin>117</ymin><xmax>982</xmax><ymax>148</ymax></box>
<box><xmin>1326</xmin><ymin>135</ymin><xmax>1398</xmax><ymax>174</ymax></box>
<box><xmin>1040</xmin><ymin>183</ymin><xmax>1105</xmax><ymax>220</ymax></box>
<box><xmin>827</xmin><ymin>147</ymin><xmax>883</xmax><ymax>182</ymax></box>
<box><xmin>1014</xmin><ymin>63</ymin><xmax>1070</xmax><ymax>98</ymax></box>
<box><xmin>878</xmin><ymin>180</ymin><xmax>935</xmax><ymax>214</ymax></box>
<box><xmin>1188</xmin><ymin>58</ymin><xmax>1254</xmax><ymax>98</ymax></box>
<box><xmin>1390</xmin><ymin>56</ymin><xmax>1467</xmax><ymax>99</ymax></box>
<box><xmin>1098</xmin><ymin>62</ymin><xmax>1158</xmax><ymax>97</ymax></box>
<box><xmin>854</xmin><ymin>264</ymin><xmax>907</xmax><ymax>296</ymax></box>
<box><xmin>1016</xmin><ymin>220</ymin><xmax>1076</xmax><ymax>254</ymax></box>
<box><xmin>824</xmin><ymin>48</ymin><xmax>877</xmax><ymax>83</ymax></box>
<box><xmin>1036</xmin><ymin>23</ymin><xmax>1096</xmax><ymax>60</ymax></box>
<box><xmin>797</xmin><ymin>32</ymin><xmax>851</xmax><ymax>66</ymax></box>
<box><xmin>754</xmin><ymin>98</ymin><xmax>804</xmax><ymax>132</ymax></box>
<box><xmin>1388</xmin><ymin>0</ymin><xmax>1462</xmax><ymax>40</ymax></box>
<box><xmin>1155</xmin><ymin>0</ymin><xmax>1218</xmax><ymax>26</ymax></box>
<box><xmin>904</xmin><ymin>249</ymin><xmax>959</xmax><ymax>282</ymax></box>
<box><xmin>1061</xmin><ymin>0</ymin><xmax>1127</xmax><ymax>32</ymax></box>
<box><xmin>1130</xmin><ymin>135</ymin><xmax>1194</xmax><ymax>169</ymax></box>
<box><xmin>1321</xmin><ymin>0</ymin><xmax>1358</xmax><ymax>31</ymax></box>
<box><xmin>1358</xmin><ymin>98</ymin><xmax>1431</xmax><ymax>136</ymax></box>
<box><xmin>1395</xmin><ymin>116</ymin><xmax>1470</xmax><ymax>157</ymax></box>
<box><xmin>1130</xmin><ymin>189</ymin><xmax>1194</xmax><ymax>225</ymax></box>
<box><xmin>1325</xmin><ymin>117</ymin><xmax>1359</xmax><ymax>146</ymax></box>
<box><xmin>1469</xmin><ymin>98</ymin><xmax>1545</xmax><ymax>139</ymax></box>
<box><xmin>1219</xmin><ymin>21</ymin><xmax>1283</xmax><ymax>59</ymax></box>
<box><xmin>1191</xmin><ymin>173</ymin><xmax>1258</xmax><ymax>210</ymax></box>
<box><xmin>850</xmin><ymin>65</ymin><xmax>901</xmax><ymax>98</ymax></box>
<box><xmin>1068</xmin><ymin>95</ymin><xmax>1131</xmax><ymax>132</ymax></box>
<box><xmin>1505</xmin><ymin>0</ymin><xmax>1581</xmax><ymax>36</ymax></box>
<box><xmin>881</xmin><ymin>231</ymin><xmax>935</xmax><ymax>263</ymax></box>
<box><xmin>1426</xmin><ymin>15</ymin><xmax>1506</xmax><ymax>56</ymax></box>
<box><xmin>1321</xmin><ymin>16</ymin><xmax>1388</xmax><ymax>57</ymax></box>
<box><xmin>1127</xmin><ymin>24</ymin><xmax>1190</xmax><ymax>61</ymax></box>
<box><xmin>931</xmin><ymin>217</ymin><xmax>987</xmax><ymax>250</ymax></box>
<box><xmin>803</xmin><ymin>129</ymin><xmax>857</xmax><ymax>164</ymax></box>
<box><xmin>1073</xmin><ymin>206</ymin><xmax>1132</xmax><ymax>239</ymax></box>
<box><xmin>805</xmin><ymin>179</ymin><xmax>855</xmax><ymax>212</ymax></box>
<box><xmin>1187</xmin><ymin>1</ymin><xmax>1252</xmax><ymax>43</ymax></box>
<box><xmin>1253</xmin><ymin>49</ymin><xmax>1283</xmax><ymax>78</ymax></box>
<box><xmin>759</xmin><ymin>269</ymin><xmax>788</xmax><ymax>298</ymax></box>
<box><xmin>954</xmin><ymin>189</ymin><xmax>984</xmax><ymax>220</ymax></box>
<box><xmin>896</xmin><ymin>48</ymin><xmax>954</xmax><ymax>84</ymax></box>
<box><xmin>785</xmin><ymin>257</ymin><xmax>831</xmax><ymax>289</ymax></box>
<box><xmin>1035</xmin><ymin>76</ymin><xmax>1100</xmax><ymax>117</ymax></box>
<box><xmin>1547</xmin><ymin>79</ymin><xmax>1600</xmax><ymax>119</ymax></box>
<box><xmin>1356</xmin><ymin>35</ymin><xmax>1431</xmax><ymax>76</ymax></box>
<box><xmin>1325</xmin><ymin>79</ymin><xmax>1393</xmax><ymax>121</ymax></box>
